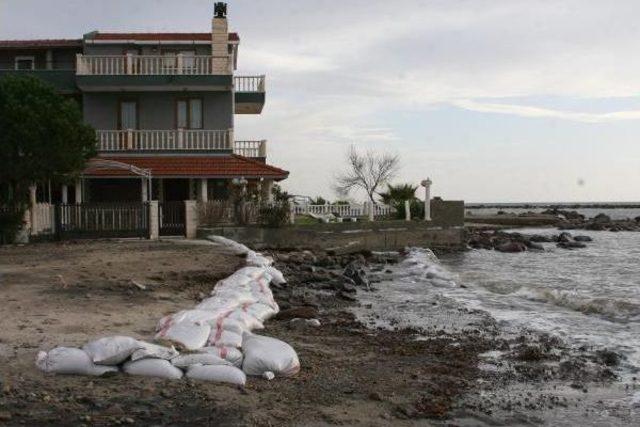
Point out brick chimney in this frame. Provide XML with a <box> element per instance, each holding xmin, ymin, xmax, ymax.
<box><xmin>212</xmin><ymin>2</ymin><xmax>230</xmax><ymax>73</ymax></box>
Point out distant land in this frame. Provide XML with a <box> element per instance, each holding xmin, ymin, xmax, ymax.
<box><xmin>465</xmin><ymin>202</ymin><xmax>640</xmax><ymax>209</ymax></box>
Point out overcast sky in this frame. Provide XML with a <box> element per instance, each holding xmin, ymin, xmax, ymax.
<box><xmin>2</xmin><ymin>0</ymin><xmax>640</xmax><ymax>202</ymax></box>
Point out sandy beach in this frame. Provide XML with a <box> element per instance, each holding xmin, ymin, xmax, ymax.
<box><xmin>0</xmin><ymin>239</ymin><xmax>636</xmax><ymax>425</ymax></box>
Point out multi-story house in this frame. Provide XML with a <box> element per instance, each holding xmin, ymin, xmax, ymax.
<box><xmin>0</xmin><ymin>2</ymin><xmax>288</xmax><ymax>209</ymax></box>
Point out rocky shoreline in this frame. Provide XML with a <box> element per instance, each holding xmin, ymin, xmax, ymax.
<box><xmin>262</xmin><ymin>247</ymin><xmax>630</xmax><ymax>423</ymax></box>
<box><xmin>467</xmin><ymin>229</ymin><xmax>594</xmax><ymax>252</ymax></box>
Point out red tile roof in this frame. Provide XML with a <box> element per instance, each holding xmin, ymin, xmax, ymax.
<box><xmin>90</xmin><ymin>32</ymin><xmax>240</xmax><ymax>42</ymax></box>
<box><xmin>0</xmin><ymin>39</ymin><xmax>82</xmax><ymax>49</ymax></box>
<box><xmin>84</xmin><ymin>155</ymin><xmax>288</xmax><ymax>180</ymax></box>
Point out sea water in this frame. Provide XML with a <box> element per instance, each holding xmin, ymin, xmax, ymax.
<box><xmin>354</xmin><ymin>223</ymin><xmax>640</xmax><ymax>424</ymax></box>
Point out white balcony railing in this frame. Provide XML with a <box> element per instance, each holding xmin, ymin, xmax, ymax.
<box><xmin>233</xmin><ymin>140</ymin><xmax>267</xmax><ymax>158</ymax></box>
<box><xmin>234</xmin><ymin>75</ymin><xmax>266</xmax><ymax>92</ymax></box>
<box><xmin>97</xmin><ymin>129</ymin><xmax>233</xmax><ymax>152</ymax></box>
<box><xmin>77</xmin><ymin>54</ymin><xmax>232</xmax><ymax>76</ymax></box>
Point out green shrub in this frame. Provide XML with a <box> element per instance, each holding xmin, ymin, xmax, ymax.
<box><xmin>259</xmin><ymin>202</ymin><xmax>290</xmax><ymax>228</ymax></box>
<box><xmin>0</xmin><ymin>207</ymin><xmax>26</xmax><ymax>244</ymax></box>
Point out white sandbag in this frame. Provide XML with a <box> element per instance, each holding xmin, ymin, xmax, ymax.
<box><xmin>243</xmin><ymin>303</ymin><xmax>278</xmax><ymax>322</ymax></box>
<box><xmin>246</xmin><ymin>251</ymin><xmax>273</xmax><ymax>267</ymax></box>
<box><xmin>155</xmin><ymin>321</ymin><xmax>211</xmax><ymax>351</ymax></box>
<box><xmin>123</xmin><ymin>359</ymin><xmax>183</xmax><ymax>379</ymax></box>
<box><xmin>156</xmin><ymin>309</ymin><xmax>224</xmax><ymax>332</ymax></box>
<box><xmin>131</xmin><ymin>342</ymin><xmax>179</xmax><ymax>361</ymax></box>
<box><xmin>242</xmin><ymin>333</ymin><xmax>300</xmax><ymax>377</ymax></box>
<box><xmin>195</xmin><ymin>297</ymin><xmax>240</xmax><ymax>313</ymax></box>
<box><xmin>206</xmin><ymin>235</ymin><xmax>250</xmax><ymax>255</ymax></box>
<box><xmin>36</xmin><ymin>347</ymin><xmax>119</xmax><ymax>376</ymax></box>
<box><xmin>265</xmin><ymin>266</ymin><xmax>286</xmax><ymax>285</ymax></box>
<box><xmin>186</xmin><ymin>364</ymin><xmax>246</xmax><ymax>386</ymax></box>
<box><xmin>207</xmin><ymin>328</ymin><xmax>243</xmax><ymax>348</ymax></box>
<box><xmin>82</xmin><ymin>336</ymin><xmax>143</xmax><ymax>365</ymax></box>
<box><xmin>211</xmin><ymin>288</ymin><xmax>259</xmax><ymax>306</ymax></box>
<box><xmin>226</xmin><ymin>309</ymin><xmax>264</xmax><ymax>331</ymax></box>
<box><xmin>171</xmin><ymin>353</ymin><xmax>231</xmax><ymax>368</ymax></box>
<box><xmin>199</xmin><ymin>346</ymin><xmax>244</xmax><ymax>368</ymax></box>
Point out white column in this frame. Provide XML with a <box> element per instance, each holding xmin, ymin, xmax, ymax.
<box><xmin>199</xmin><ymin>178</ymin><xmax>208</xmax><ymax>202</ymax></box>
<box><xmin>262</xmin><ymin>179</ymin><xmax>274</xmax><ymax>203</ymax></box>
<box><xmin>188</xmin><ymin>178</ymin><xmax>195</xmax><ymax>200</ymax></box>
<box><xmin>368</xmin><ymin>202</ymin><xmax>375</xmax><ymax>221</ymax></box>
<box><xmin>405</xmin><ymin>200</ymin><xmax>411</xmax><ymax>221</ymax></box>
<box><xmin>421</xmin><ymin>178</ymin><xmax>432</xmax><ymax>221</ymax></box>
<box><xmin>141</xmin><ymin>178</ymin><xmax>148</xmax><ymax>202</ymax></box>
<box><xmin>29</xmin><ymin>185</ymin><xmax>37</xmax><ymax>208</ymax></box>
<box><xmin>46</xmin><ymin>49</ymin><xmax>53</xmax><ymax>70</ymax></box>
<box><xmin>75</xmin><ymin>179</ymin><xmax>82</xmax><ymax>204</ymax></box>
<box><xmin>61</xmin><ymin>185</ymin><xmax>68</xmax><ymax>204</ymax></box>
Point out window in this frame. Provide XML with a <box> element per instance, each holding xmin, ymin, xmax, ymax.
<box><xmin>15</xmin><ymin>56</ymin><xmax>35</xmax><ymax>70</ymax></box>
<box><xmin>176</xmin><ymin>99</ymin><xmax>203</xmax><ymax>129</ymax></box>
<box><xmin>119</xmin><ymin>100</ymin><xmax>138</xmax><ymax>130</ymax></box>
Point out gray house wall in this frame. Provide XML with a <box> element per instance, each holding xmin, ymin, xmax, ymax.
<box><xmin>0</xmin><ymin>48</ymin><xmax>79</xmax><ymax>70</ymax></box>
<box><xmin>83</xmin><ymin>91</ymin><xmax>233</xmax><ymax>130</ymax></box>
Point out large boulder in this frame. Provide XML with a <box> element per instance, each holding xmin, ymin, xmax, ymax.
<box><xmin>557</xmin><ymin>241</ymin><xmax>586</xmax><ymax>250</ymax></box>
<box><xmin>496</xmin><ymin>241</ymin><xmax>527</xmax><ymax>253</ymax></box>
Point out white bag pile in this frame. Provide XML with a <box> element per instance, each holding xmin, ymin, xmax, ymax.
<box><xmin>35</xmin><ymin>236</ymin><xmax>301</xmax><ymax>386</ymax></box>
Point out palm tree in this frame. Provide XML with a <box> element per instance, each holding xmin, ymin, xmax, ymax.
<box><xmin>379</xmin><ymin>183</ymin><xmax>418</xmax><ymax>204</ymax></box>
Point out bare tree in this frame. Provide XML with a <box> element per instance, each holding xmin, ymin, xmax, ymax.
<box><xmin>334</xmin><ymin>145</ymin><xmax>400</xmax><ymax>204</ymax></box>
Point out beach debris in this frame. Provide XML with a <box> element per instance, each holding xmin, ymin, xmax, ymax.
<box><xmin>130</xmin><ymin>280</ymin><xmax>147</xmax><ymax>291</ymax></box>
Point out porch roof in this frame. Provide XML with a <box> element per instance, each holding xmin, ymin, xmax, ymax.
<box><xmin>83</xmin><ymin>155</ymin><xmax>288</xmax><ymax>180</ymax></box>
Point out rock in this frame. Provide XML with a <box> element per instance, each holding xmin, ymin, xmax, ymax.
<box><xmin>338</xmin><ymin>291</ymin><xmax>357</xmax><ymax>302</ymax></box>
<box><xmin>275</xmin><ymin>306</ymin><xmax>319</xmax><ymax>320</ymax></box>
<box><xmin>573</xmin><ymin>235</ymin><xmax>593</xmax><ymax>242</ymax></box>
<box><xmin>0</xmin><ymin>412</ymin><xmax>11</xmax><ymax>421</ymax></box>
<box><xmin>496</xmin><ymin>241</ymin><xmax>527</xmax><ymax>253</ymax></box>
<box><xmin>593</xmin><ymin>213</ymin><xmax>611</xmax><ymax>223</ymax></box>
<box><xmin>557</xmin><ymin>232</ymin><xmax>573</xmax><ymax>243</ymax></box>
<box><xmin>525</xmin><ymin>241</ymin><xmax>544</xmax><ymax>251</ymax></box>
<box><xmin>289</xmin><ymin>318</ymin><xmax>321</xmax><ymax>330</ymax></box>
<box><xmin>557</xmin><ymin>241</ymin><xmax>586</xmax><ymax>249</ymax></box>
<box><xmin>343</xmin><ymin>262</ymin><xmax>370</xmax><ymax>289</ymax></box>
<box><xmin>530</xmin><ymin>235</ymin><xmax>554</xmax><ymax>243</ymax></box>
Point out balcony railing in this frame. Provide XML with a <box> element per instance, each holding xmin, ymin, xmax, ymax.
<box><xmin>96</xmin><ymin>129</ymin><xmax>233</xmax><ymax>152</ymax></box>
<box><xmin>233</xmin><ymin>140</ymin><xmax>267</xmax><ymax>158</ymax></box>
<box><xmin>235</xmin><ymin>75</ymin><xmax>265</xmax><ymax>92</ymax></box>
<box><xmin>77</xmin><ymin>54</ymin><xmax>232</xmax><ymax>76</ymax></box>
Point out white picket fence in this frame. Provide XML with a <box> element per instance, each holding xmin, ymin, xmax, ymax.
<box><xmin>30</xmin><ymin>203</ymin><xmax>55</xmax><ymax>236</ymax></box>
<box><xmin>292</xmin><ymin>203</ymin><xmax>395</xmax><ymax>219</ymax></box>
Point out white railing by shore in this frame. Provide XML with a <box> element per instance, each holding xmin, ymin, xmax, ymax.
<box><xmin>293</xmin><ymin>203</ymin><xmax>395</xmax><ymax>219</ymax></box>
<box><xmin>96</xmin><ymin>129</ymin><xmax>233</xmax><ymax>152</ymax></box>
<box><xmin>233</xmin><ymin>140</ymin><xmax>267</xmax><ymax>158</ymax></box>
<box><xmin>76</xmin><ymin>54</ymin><xmax>232</xmax><ymax>76</ymax></box>
<box><xmin>234</xmin><ymin>75</ymin><xmax>266</xmax><ymax>92</ymax></box>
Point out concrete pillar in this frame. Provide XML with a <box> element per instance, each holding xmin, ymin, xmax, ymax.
<box><xmin>289</xmin><ymin>201</ymin><xmax>296</xmax><ymax>225</ymax></box>
<box><xmin>184</xmin><ymin>200</ymin><xmax>198</xmax><ymax>239</ymax></box>
<box><xmin>148</xmin><ymin>200</ymin><xmax>159</xmax><ymax>240</ymax></box>
<box><xmin>141</xmin><ymin>178</ymin><xmax>148</xmax><ymax>202</ymax></box>
<box><xmin>261</xmin><ymin>179</ymin><xmax>274</xmax><ymax>203</ymax></box>
<box><xmin>421</xmin><ymin>178</ymin><xmax>432</xmax><ymax>221</ymax></box>
<box><xmin>199</xmin><ymin>178</ymin><xmax>208</xmax><ymax>202</ymax></box>
<box><xmin>29</xmin><ymin>185</ymin><xmax>37</xmax><ymax>208</ymax></box>
<box><xmin>46</xmin><ymin>49</ymin><xmax>53</xmax><ymax>70</ymax></box>
<box><xmin>405</xmin><ymin>200</ymin><xmax>411</xmax><ymax>221</ymax></box>
<box><xmin>368</xmin><ymin>202</ymin><xmax>375</xmax><ymax>221</ymax></box>
<box><xmin>61</xmin><ymin>185</ymin><xmax>68</xmax><ymax>204</ymax></box>
<box><xmin>75</xmin><ymin>179</ymin><xmax>82</xmax><ymax>204</ymax></box>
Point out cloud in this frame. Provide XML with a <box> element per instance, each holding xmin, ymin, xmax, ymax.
<box><xmin>452</xmin><ymin>99</ymin><xmax>640</xmax><ymax>123</ymax></box>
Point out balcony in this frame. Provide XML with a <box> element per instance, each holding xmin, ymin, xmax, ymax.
<box><xmin>0</xmin><ymin>69</ymin><xmax>78</xmax><ymax>93</ymax></box>
<box><xmin>233</xmin><ymin>140</ymin><xmax>267</xmax><ymax>160</ymax></box>
<box><xmin>96</xmin><ymin>129</ymin><xmax>233</xmax><ymax>153</ymax></box>
<box><xmin>235</xmin><ymin>75</ymin><xmax>266</xmax><ymax>114</ymax></box>
<box><xmin>76</xmin><ymin>54</ymin><xmax>233</xmax><ymax>91</ymax></box>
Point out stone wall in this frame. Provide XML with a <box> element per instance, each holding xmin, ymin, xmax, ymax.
<box><xmin>198</xmin><ymin>222</ymin><xmax>465</xmax><ymax>254</ymax></box>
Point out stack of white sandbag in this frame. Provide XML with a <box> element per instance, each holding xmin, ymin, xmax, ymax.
<box><xmin>35</xmin><ymin>236</ymin><xmax>300</xmax><ymax>385</ymax></box>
